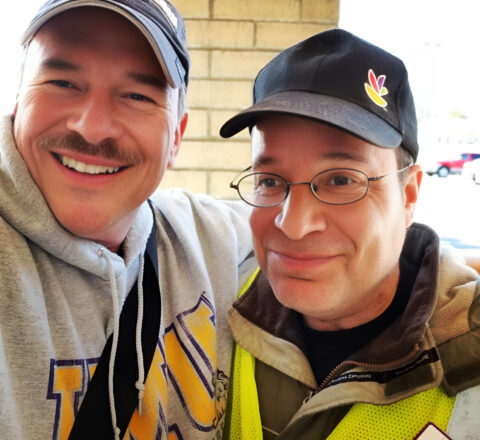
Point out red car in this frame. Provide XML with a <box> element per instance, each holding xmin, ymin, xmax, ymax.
<box><xmin>426</xmin><ymin>152</ymin><xmax>480</xmax><ymax>177</ymax></box>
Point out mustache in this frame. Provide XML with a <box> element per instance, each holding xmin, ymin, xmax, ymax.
<box><xmin>38</xmin><ymin>133</ymin><xmax>141</xmax><ymax>164</ymax></box>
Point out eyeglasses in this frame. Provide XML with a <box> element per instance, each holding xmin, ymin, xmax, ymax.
<box><xmin>230</xmin><ymin>164</ymin><xmax>412</xmax><ymax>207</ymax></box>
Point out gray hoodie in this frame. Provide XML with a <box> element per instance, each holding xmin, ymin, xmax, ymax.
<box><xmin>0</xmin><ymin>115</ymin><xmax>254</xmax><ymax>439</ymax></box>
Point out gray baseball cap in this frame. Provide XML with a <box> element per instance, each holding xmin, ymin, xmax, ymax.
<box><xmin>20</xmin><ymin>0</ymin><xmax>190</xmax><ymax>88</ymax></box>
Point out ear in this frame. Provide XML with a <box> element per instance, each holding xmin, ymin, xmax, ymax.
<box><xmin>167</xmin><ymin>111</ymin><xmax>188</xmax><ymax>168</ymax></box>
<box><xmin>403</xmin><ymin>164</ymin><xmax>423</xmax><ymax>227</ymax></box>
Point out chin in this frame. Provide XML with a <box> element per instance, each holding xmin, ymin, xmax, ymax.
<box><xmin>53</xmin><ymin>207</ymin><xmax>115</xmax><ymax>242</ymax></box>
<box><xmin>274</xmin><ymin>274</ymin><xmax>345</xmax><ymax>312</ymax></box>
<box><xmin>272</xmin><ymin>278</ymin><xmax>317</xmax><ymax>306</ymax></box>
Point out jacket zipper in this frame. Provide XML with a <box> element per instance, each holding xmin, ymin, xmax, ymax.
<box><xmin>302</xmin><ymin>342</ymin><xmax>422</xmax><ymax>403</ymax></box>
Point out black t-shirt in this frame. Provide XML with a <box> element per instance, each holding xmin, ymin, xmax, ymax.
<box><xmin>302</xmin><ymin>257</ymin><xmax>418</xmax><ymax>385</ymax></box>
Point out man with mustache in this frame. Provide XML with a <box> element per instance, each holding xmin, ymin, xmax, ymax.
<box><xmin>220</xmin><ymin>29</ymin><xmax>480</xmax><ymax>439</ymax></box>
<box><xmin>0</xmin><ymin>1</ymin><xmax>253</xmax><ymax>439</ymax></box>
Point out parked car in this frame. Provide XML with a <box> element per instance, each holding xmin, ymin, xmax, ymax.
<box><xmin>426</xmin><ymin>152</ymin><xmax>480</xmax><ymax>177</ymax></box>
<box><xmin>462</xmin><ymin>157</ymin><xmax>480</xmax><ymax>184</ymax></box>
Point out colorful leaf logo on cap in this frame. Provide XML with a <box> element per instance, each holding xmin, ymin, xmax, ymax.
<box><xmin>364</xmin><ymin>69</ymin><xmax>388</xmax><ymax>108</ymax></box>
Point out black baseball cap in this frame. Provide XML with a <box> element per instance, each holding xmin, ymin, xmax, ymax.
<box><xmin>20</xmin><ymin>0</ymin><xmax>190</xmax><ymax>88</ymax></box>
<box><xmin>220</xmin><ymin>29</ymin><xmax>419</xmax><ymax>161</ymax></box>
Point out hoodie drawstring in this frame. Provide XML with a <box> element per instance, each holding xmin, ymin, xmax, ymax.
<box><xmin>135</xmin><ymin>254</ymin><xmax>146</xmax><ymax>415</ymax></box>
<box><xmin>98</xmin><ymin>247</ymin><xmax>147</xmax><ymax>439</ymax></box>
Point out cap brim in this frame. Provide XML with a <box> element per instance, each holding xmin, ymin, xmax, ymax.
<box><xmin>220</xmin><ymin>91</ymin><xmax>402</xmax><ymax>149</ymax></box>
<box><xmin>20</xmin><ymin>0</ymin><xmax>186</xmax><ymax>88</ymax></box>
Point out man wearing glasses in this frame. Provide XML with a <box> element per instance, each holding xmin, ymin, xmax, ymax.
<box><xmin>220</xmin><ymin>29</ymin><xmax>480</xmax><ymax>439</ymax></box>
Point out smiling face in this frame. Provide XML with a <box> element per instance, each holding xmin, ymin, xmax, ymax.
<box><xmin>13</xmin><ymin>8</ymin><xmax>187</xmax><ymax>252</ymax></box>
<box><xmin>250</xmin><ymin>115</ymin><xmax>422</xmax><ymax>330</ymax></box>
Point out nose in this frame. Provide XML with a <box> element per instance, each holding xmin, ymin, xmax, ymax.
<box><xmin>274</xmin><ymin>184</ymin><xmax>327</xmax><ymax>240</ymax></box>
<box><xmin>66</xmin><ymin>92</ymin><xmax>123</xmax><ymax>144</ymax></box>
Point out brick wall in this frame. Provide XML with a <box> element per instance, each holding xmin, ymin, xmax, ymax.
<box><xmin>158</xmin><ymin>0</ymin><xmax>339</xmax><ymax>199</ymax></box>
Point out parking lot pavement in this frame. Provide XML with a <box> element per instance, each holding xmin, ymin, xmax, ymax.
<box><xmin>414</xmin><ymin>174</ymin><xmax>480</xmax><ymax>250</ymax></box>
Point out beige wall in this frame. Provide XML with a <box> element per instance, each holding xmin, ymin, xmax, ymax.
<box><xmin>159</xmin><ymin>0</ymin><xmax>339</xmax><ymax>199</ymax></box>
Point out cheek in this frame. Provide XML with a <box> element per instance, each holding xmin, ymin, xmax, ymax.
<box><xmin>350</xmin><ymin>200</ymin><xmax>405</xmax><ymax>262</ymax></box>
<box><xmin>249</xmin><ymin>209</ymin><xmax>263</xmax><ymax>247</ymax></box>
<box><xmin>142</xmin><ymin>150</ymin><xmax>170</xmax><ymax>193</ymax></box>
<box><xmin>13</xmin><ymin>107</ymin><xmax>36</xmax><ymax>161</ymax></box>
<box><xmin>142</xmin><ymin>125</ymin><xmax>172</xmax><ymax>163</ymax></box>
<box><xmin>14</xmin><ymin>92</ymin><xmax>60</xmax><ymax>143</ymax></box>
<box><xmin>249</xmin><ymin>207</ymin><xmax>277</xmax><ymax>265</ymax></box>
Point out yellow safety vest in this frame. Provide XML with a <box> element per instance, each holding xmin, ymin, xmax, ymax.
<box><xmin>224</xmin><ymin>270</ymin><xmax>456</xmax><ymax>439</ymax></box>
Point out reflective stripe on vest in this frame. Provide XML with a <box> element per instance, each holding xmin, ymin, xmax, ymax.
<box><xmin>447</xmin><ymin>383</ymin><xmax>480</xmax><ymax>438</ymax></box>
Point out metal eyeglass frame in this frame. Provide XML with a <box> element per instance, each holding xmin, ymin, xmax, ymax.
<box><xmin>230</xmin><ymin>164</ymin><xmax>413</xmax><ymax>207</ymax></box>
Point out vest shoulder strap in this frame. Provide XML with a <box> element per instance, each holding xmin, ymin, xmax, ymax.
<box><xmin>223</xmin><ymin>268</ymin><xmax>262</xmax><ymax>440</ymax></box>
